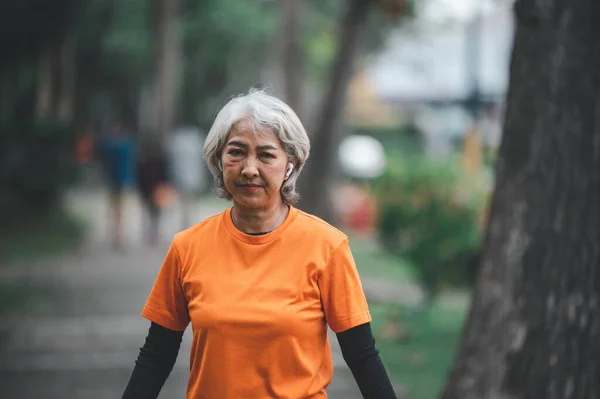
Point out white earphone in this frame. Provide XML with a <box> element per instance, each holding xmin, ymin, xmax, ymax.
<box><xmin>285</xmin><ymin>162</ymin><xmax>294</xmax><ymax>178</ymax></box>
<box><xmin>218</xmin><ymin>159</ymin><xmax>223</xmax><ymax>171</ymax></box>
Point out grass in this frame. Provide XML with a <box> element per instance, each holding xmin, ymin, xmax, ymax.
<box><xmin>349</xmin><ymin>235</ymin><xmax>417</xmax><ymax>284</ymax></box>
<box><xmin>0</xmin><ymin>278</ymin><xmax>59</xmax><ymax>316</ymax></box>
<box><xmin>0</xmin><ymin>207</ymin><xmax>84</xmax><ymax>316</ymax></box>
<box><xmin>0</xmin><ymin>207</ymin><xmax>86</xmax><ymax>262</ymax></box>
<box><xmin>370</xmin><ymin>301</ymin><xmax>468</xmax><ymax>399</ymax></box>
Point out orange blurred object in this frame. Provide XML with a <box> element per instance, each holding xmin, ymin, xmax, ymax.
<box><xmin>152</xmin><ymin>183</ymin><xmax>177</xmax><ymax>209</ymax></box>
<box><xmin>333</xmin><ymin>182</ymin><xmax>378</xmax><ymax>236</ymax></box>
<box><xmin>75</xmin><ymin>135</ymin><xmax>94</xmax><ymax>164</ymax></box>
<box><xmin>346</xmin><ymin>196</ymin><xmax>377</xmax><ymax>233</ymax></box>
<box><xmin>377</xmin><ymin>0</ymin><xmax>406</xmax><ymax>19</ymax></box>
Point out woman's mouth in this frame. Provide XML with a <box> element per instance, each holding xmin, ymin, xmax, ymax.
<box><xmin>239</xmin><ymin>184</ymin><xmax>262</xmax><ymax>192</ymax></box>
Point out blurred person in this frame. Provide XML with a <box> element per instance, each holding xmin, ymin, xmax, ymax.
<box><xmin>135</xmin><ymin>138</ymin><xmax>172</xmax><ymax>247</ymax></box>
<box><xmin>97</xmin><ymin>121</ymin><xmax>136</xmax><ymax>250</ymax></box>
<box><xmin>121</xmin><ymin>89</ymin><xmax>397</xmax><ymax>399</ymax></box>
<box><xmin>75</xmin><ymin>125</ymin><xmax>95</xmax><ymax>165</ymax></box>
<box><xmin>167</xmin><ymin>124</ymin><xmax>207</xmax><ymax>229</ymax></box>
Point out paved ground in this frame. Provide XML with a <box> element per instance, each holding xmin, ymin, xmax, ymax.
<box><xmin>0</xmin><ymin>189</ymin><xmax>402</xmax><ymax>398</ymax></box>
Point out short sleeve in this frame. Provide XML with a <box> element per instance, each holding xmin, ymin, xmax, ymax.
<box><xmin>141</xmin><ymin>240</ymin><xmax>190</xmax><ymax>332</ymax></box>
<box><xmin>318</xmin><ymin>239</ymin><xmax>371</xmax><ymax>333</ymax></box>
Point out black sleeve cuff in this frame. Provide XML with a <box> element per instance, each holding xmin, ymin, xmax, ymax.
<box><xmin>336</xmin><ymin>323</ymin><xmax>397</xmax><ymax>399</ymax></box>
<box><xmin>121</xmin><ymin>322</ymin><xmax>184</xmax><ymax>399</ymax></box>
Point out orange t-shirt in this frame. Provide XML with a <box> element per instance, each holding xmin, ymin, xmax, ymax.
<box><xmin>142</xmin><ymin>206</ymin><xmax>371</xmax><ymax>399</ymax></box>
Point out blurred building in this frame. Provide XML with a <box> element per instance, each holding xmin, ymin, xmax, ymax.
<box><xmin>347</xmin><ymin>2</ymin><xmax>514</xmax><ymax>155</ymax></box>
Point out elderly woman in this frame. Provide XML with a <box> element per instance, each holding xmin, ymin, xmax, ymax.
<box><xmin>122</xmin><ymin>89</ymin><xmax>396</xmax><ymax>399</ymax></box>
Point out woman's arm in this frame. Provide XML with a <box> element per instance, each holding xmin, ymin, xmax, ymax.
<box><xmin>336</xmin><ymin>322</ymin><xmax>397</xmax><ymax>399</ymax></box>
<box><xmin>121</xmin><ymin>322</ymin><xmax>184</xmax><ymax>399</ymax></box>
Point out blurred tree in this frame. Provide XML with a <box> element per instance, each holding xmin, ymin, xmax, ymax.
<box><xmin>71</xmin><ymin>0</ymin><xmax>399</xmax><ymax>136</ymax></box>
<box><xmin>0</xmin><ymin>1</ymin><xmax>83</xmax><ymax>119</ymax></box>
<box><xmin>149</xmin><ymin>0</ymin><xmax>182</xmax><ymax>140</ymax></box>
<box><xmin>66</xmin><ymin>0</ymin><xmax>277</xmax><ymax>132</ymax></box>
<box><xmin>298</xmin><ymin>0</ymin><xmax>409</xmax><ymax>222</ymax></box>
<box><xmin>442</xmin><ymin>1</ymin><xmax>600</xmax><ymax>398</ymax></box>
<box><xmin>0</xmin><ymin>1</ymin><xmax>85</xmax><ymax>225</ymax></box>
<box><xmin>0</xmin><ymin>2</ymin><xmax>82</xmax><ymax>70</ymax></box>
<box><xmin>279</xmin><ymin>0</ymin><xmax>304</xmax><ymax>113</ymax></box>
<box><xmin>36</xmin><ymin>37</ymin><xmax>77</xmax><ymax>123</ymax></box>
<box><xmin>178</xmin><ymin>0</ymin><xmax>277</xmax><ymax>128</ymax></box>
<box><xmin>73</xmin><ymin>0</ymin><xmax>150</xmax><ymax>127</ymax></box>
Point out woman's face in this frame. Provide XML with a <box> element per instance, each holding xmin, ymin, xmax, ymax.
<box><xmin>221</xmin><ymin>119</ymin><xmax>290</xmax><ymax>210</ymax></box>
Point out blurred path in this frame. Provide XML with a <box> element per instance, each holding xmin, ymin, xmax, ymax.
<box><xmin>0</xmin><ymin>188</ymin><xmax>399</xmax><ymax>399</ymax></box>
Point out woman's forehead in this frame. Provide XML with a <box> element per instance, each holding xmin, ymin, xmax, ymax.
<box><xmin>226</xmin><ymin>120</ymin><xmax>282</xmax><ymax>148</ymax></box>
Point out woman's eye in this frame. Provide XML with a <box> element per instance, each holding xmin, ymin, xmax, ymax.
<box><xmin>229</xmin><ymin>149</ymin><xmax>243</xmax><ymax>156</ymax></box>
<box><xmin>260</xmin><ymin>153</ymin><xmax>275</xmax><ymax>158</ymax></box>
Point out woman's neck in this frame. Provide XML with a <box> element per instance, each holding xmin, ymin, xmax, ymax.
<box><xmin>231</xmin><ymin>202</ymin><xmax>289</xmax><ymax>234</ymax></box>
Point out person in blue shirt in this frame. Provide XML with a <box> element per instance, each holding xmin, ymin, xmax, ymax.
<box><xmin>135</xmin><ymin>138</ymin><xmax>169</xmax><ymax>248</ymax></box>
<box><xmin>98</xmin><ymin>121</ymin><xmax>136</xmax><ymax>250</ymax></box>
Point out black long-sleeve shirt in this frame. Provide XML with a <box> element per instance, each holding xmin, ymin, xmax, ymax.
<box><xmin>122</xmin><ymin>321</ymin><xmax>396</xmax><ymax>399</ymax></box>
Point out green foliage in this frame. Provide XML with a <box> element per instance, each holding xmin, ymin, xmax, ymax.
<box><xmin>371</xmin><ymin>153</ymin><xmax>485</xmax><ymax>299</ymax></box>
<box><xmin>0</xmin><ymin>118</ymin><xmax>78</xmax><ymax>226</ymax></box>
<box><xmin>69</xmin><ymin>0</ymin><xmax>413</xmax><ymax>127</ymax></box>
<box><xmin>0</xmin><ymin>278</ymin><xmax>57</xmax><ymax>316</ymax></box>
<box><xmin>302</xmin><ymin>0</ymin><xmax>411</xmax><ymax>84</ymax></box>
<box><xmin>104</xmin><ymin>0</ymin><xmax>153</xmax><ymax>60</ymax></box>
<box><xmin>76</xmin><ymin>0</ymin><xmax>279</xmax><ymax>126</ymax></box>
<box><xmin>180</xmin><ymin>0</ymin><xmax>277</xmax><ymax>127</ymax></box>
<box><xmin>0</xmin><ymin>208</ymin><xmax>85</xmax><ymax>262</ymax></box>
<box><xmin>305</xmin><ymin>30</ymin><xmax>337</xmax><ymax>82</ymax></box>
<box><xmin>0</xmin><ymin>2</ymin><xmax>84</xmax><ymax>231</ymax></box>
<box><xmin>73</xmin><ymin>0</ymin><xmax>153</xmax><ymax>123</ymax></box>
<box><xmin>302</xmin><ymin>0</ymin><xmax>340</xmax><ymax>82</ymax></box>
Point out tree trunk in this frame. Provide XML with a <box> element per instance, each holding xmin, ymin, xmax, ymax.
<box><xmin>151</xmin><ymin>0</ymin><xmax>181</xmax><ymax>141</ymax></box>
<box><xmin>36</xmin><ymin>38</ymin><xmax>74</xmax><ymax>122</ymax></box>
<box><xmin>56</xmin><ymin>37</ymin><xmax>76</xmax><ymax>123</ymax></box>
<box><xmin>36</xmin><ymin>47</ymin><xmax>59</xmax><ymax>119</ymax></box>
<box><xmin>281</xmin><ymin>0</ymin><xmax>303</xmax><ymax>115</ymax></box>
<box><xmin>442</xmin><ymin>1</ymin><xmax>600</xmax><ymax>398</ymax></box>
<box><xmin>298</xmin><ymin>0</ymin><xmax>373</xmax><ymax>221</ymax></box>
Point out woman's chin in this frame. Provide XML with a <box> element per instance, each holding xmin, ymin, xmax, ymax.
<box><xmin>232</xmin><ymin>195</ymin><xmax>265</xmax><ymax>209</ymax></box>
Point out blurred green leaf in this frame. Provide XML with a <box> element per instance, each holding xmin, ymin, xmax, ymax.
<box><xmin>372</xmin><ymin>152</ymin><xmax>486</xmax><ymax>299</ymax></box>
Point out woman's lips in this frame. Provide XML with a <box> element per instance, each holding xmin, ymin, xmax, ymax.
<box><xmin>239</xmin><ymin>184</ymin><xmax>262</xmax><ymax>192</ymax></box>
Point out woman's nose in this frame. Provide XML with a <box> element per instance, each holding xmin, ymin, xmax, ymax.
<box><xmin>241</xmin><ymin>158</ymin><xmax>259</xmax><ymax>177</ymax></box>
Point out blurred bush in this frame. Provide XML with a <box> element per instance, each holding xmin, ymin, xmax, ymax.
<box><xmin>371</xmin><ymin>152</ymin><xmax>487</xmax><ymax>301</ymax></box>
<box><xmin>0</xmin><ymin>118</ymin><xmax>77</xmax><ymax>227</ymax></box>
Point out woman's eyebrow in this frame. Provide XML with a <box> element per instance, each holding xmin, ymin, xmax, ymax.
<box><xmin>226</xmin><ymin>140</ymin><xmax>247</xmax><ymax>148</ymax></box>
<box><xmin>256</xmin><ymin>145</ymin><xmax>278</xmax><ymax>151</ymax></box>
<box><xmin>226</xmin><ymin>141</ymin><xmax>278</xmax><ymax>151</ymax></box>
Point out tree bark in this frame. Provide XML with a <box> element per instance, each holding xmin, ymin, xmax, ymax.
<box><xmin>56</xmin><ymin>37</ymin><xmax>76</xmax><ymax>123</ymax></box>
<box><xmin>298</xmin><ymin>0</ymin><xmax>373</xmax><ymax>222</ymax></box>
<box><xmin>151</xmin><ymin>0</ymin><xmax>181</xmax><ymax>141</ymax></box>
<box><xmin>35</xmin><ymin>37</ymin><xmax>75</xmax><ymax>123</ymax></box>
<box><xmin>36</xmin><ymin>47</ymin><xmax>59</xmax><ymax>119</ymax></box>
<box><xmin>281</xmin><ymin>0</ymin><xmax>303</xmax><ymax>115</ymax></box>
<box><xmin>442</xmin><ymin>1</ymin><xmax>600</xmax><ymax>398</ymax></box>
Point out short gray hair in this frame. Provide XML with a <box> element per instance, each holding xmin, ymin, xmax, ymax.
<box><xmin>203</xmin><ymin>88</ymin><xmax>311</xmax><ymax>204</ymax></box>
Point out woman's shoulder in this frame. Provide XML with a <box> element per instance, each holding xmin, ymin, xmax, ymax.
<box><xmin>172</xmin><ymin>211</ymin><xmax>224</xmax><ymax>247</ymax></box>
<box><xmin>293</xmin><ymin>208</ymin><xmax>348</xmax><ymax>245</ymax></box>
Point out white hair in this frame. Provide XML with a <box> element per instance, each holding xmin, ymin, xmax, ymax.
<box><xmin>203</xmin><ymin>88</ymin><xmax>311</xmax><ymax>204</ymax></box>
